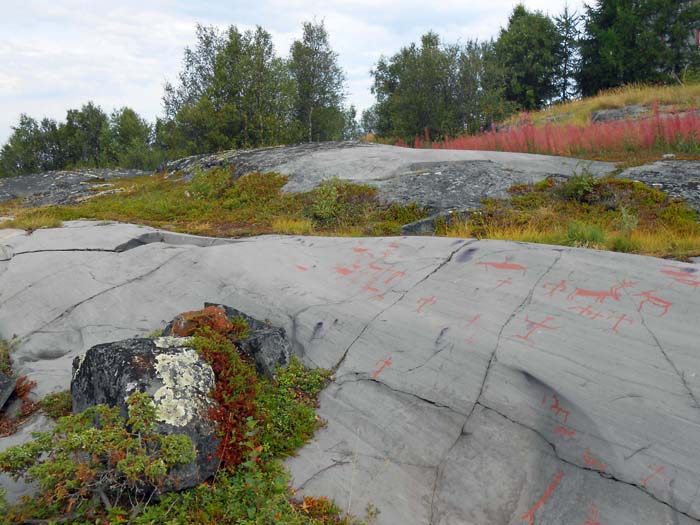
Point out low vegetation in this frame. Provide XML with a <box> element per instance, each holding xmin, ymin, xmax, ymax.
<box><xmin>0</xmin><ymin>168</ymin><xmax>426</xmax><ymax>237</ymax></box>
<box><xmin>407</xmin><ymin>103</ymin><xmax>700</xmax><ymax>164</ymax></box>
<box><xmin>0</xmin><ymin>319</ymin><xmax>376</xmax><ymax>524</ymax></box>
<box><xmin>505</xmin><ymin>84</ymin><xmax>700</xmax><ymax>128</ymax></box>
<box><xmin>440</xmin><ymin>174</ymin><xmax>700</xmax><ymax>260</ymax></box>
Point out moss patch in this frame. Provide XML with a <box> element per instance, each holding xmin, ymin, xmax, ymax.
<box><xmin>441</xmin><ymin>173</ymin><xmax>700</xmax><ymax>260</ymax></box>
<box><xmin>0</xmin><ymin>168</ymin><xmax>426</xmax><ymax>238</ymax></box>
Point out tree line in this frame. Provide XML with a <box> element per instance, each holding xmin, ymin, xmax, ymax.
<box><xmin>0</xmin><ymin>21</ymin><xmax>352</xmax><ymax>178</ymax></box>
<box><xmin>366</xmin><ymin>0</ymin><xmax>700</xmax><ymax>140</ymax></box>
<box><xmin>1</xmin><ymin>0</ymin><xmax>699</xmax><ymax>177</ymax></box>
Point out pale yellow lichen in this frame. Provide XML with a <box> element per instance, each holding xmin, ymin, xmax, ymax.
<box><xmin>152</xmin><ymin>348</ymin><xmax>215</xmax><ymax>427</ymax></box>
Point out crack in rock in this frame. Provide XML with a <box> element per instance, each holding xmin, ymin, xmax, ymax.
<box><xmin>619</xmin><ymin>283</ymin><xmax>700</xmax><ymax>412</ymax></box>
<box><xmin>334</xmin><ymin>373</ymin><xmax>468</xmax><ymax>417</ymax></box>
<box><xmin>429</xmin><ymin>250</ymin><xmax>563</xmax><ymax>525</ymax></box>
<box><xmin>333</xmin><ymin>240</ymin><xmax>477</xmax><ymax>373</ymax></box>
<box><xmin>475</xmin><ymin>402</ymin><xmax>699</xmax><ymax>522</ymax></box>
<box><xmin>22</xmin><ymin>251</ymin><xmax>185</xmax><ymax>340</ymax></box>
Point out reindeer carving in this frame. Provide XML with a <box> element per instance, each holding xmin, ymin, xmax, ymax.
<box><xmin>567</xmin><ymin>280</ymin><xmax>637</xmax><ymax>304</ymax></box>
<box><xmin>476</xmin><ymin>257</ymin><xmax>527</xmax><ymax>274</ymax></box>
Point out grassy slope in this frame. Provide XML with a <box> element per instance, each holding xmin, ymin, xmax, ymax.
<box><xmin>505</xmin><ymin>83</ymin><xmax>700</xmax><ymax>127</ymax></box>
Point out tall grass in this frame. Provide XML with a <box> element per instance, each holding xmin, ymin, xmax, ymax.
<box><xmin>405</xmin><ymin>106</ymin><xmax>700</xmax><ymax>161</ymax></box>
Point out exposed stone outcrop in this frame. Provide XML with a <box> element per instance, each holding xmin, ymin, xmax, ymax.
<box><xmin>0</xmin><ymin>168</ymin><xmax>151</xmax><ymax>207</ymax></box>
<box><xmin>71</xmin><ymin>336</ymin><xmax>218</xmax><ymax>491</ymax></box>
<box><xmin>620</xmin><ymin>160</ymin><xmax>700</xmax><ymax>211</ymax></box>
<box><xmin>3</xmin><ymin>222</ymin><xmax>700</xmax><ymax>523</ymax></box>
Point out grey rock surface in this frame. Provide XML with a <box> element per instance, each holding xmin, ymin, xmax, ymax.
<box><xmin>1</xmin><ymin>221</ymin><xmax>699</xmax><ymax>524</ymax></box>
<box><xmin>591</xmin><ymin>105</ymin><xmax>650</xmax><ymax>123</ymax></box>
<box><xmin>162</xmin><ymin>141</ymin><xmax>616</xmax><ymax>213</ymax></box>
<box><xmin>71</xmin><ymin>336</ymin><xmax>218</xmax><ymax>491</ymax></box>
<box><xmin>620</xmin><ymin>161</ymin><xmax>700</xmax><ymax>210</ymax></box>
<box><xmin>0</xmin><ymin>168</ymin><xmax>151</xmax><ymax>207</ymax></box>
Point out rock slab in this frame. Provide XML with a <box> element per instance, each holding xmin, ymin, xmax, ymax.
<box><xmin>1</xmin><ymin>221</ymin><xmax>699</xmax><ymax>524</ymax></box>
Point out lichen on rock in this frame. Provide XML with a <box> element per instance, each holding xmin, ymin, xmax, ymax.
<box><xmin>152</xmin><ymin>347</ymin><xmax>215</xmax><ymax>427</ymax></box>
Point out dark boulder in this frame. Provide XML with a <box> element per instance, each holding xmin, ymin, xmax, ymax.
<box><xmin>0</xmin><ymin>371</ymin><xmax>15</xmax><ymax>411</ymax></box>
<box><xmin>71</xmin><ymin>337</ymin><xmax>218</xmax><ymax>491</ymax></box>
<box><xmin>164</xmin><ymin>304</ymin><xmax>292</xmax><ymax>379</ymax></box>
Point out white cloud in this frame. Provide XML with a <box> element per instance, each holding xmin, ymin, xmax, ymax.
<box><xmin>0</xmin><ymin>0</ymin><xmax>586</xmax><ymax>143</ymax></box>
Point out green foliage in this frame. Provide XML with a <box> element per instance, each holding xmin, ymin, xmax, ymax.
<box><xmin>495</xmin><ymin>4</ymin><xmax>562</xmax><ymax>109</ymax></box>
<box><xmin>258</xmin><ymin>357</ymin><xmax>330</xmax><ymax>458</ymax></box>
<box><xmin>289</xmin><ymin>21</ymin><xmax>348</xmax><ymax>142</ymax></box>
<box><xmin>189</xmin><ymin>168</ymin><xmax>234</xmax><ymax>200</ymax></box>
<box><xmin>567</xmin><ymin>221</ymin><xmax>606</xmax><ymax>247</ymax></box>
<box><xmin>559</xmin><ymin>173</ymin><xmax>597</xmax><ymax>202</ymax></box>
<box><xmin>0</xmin><ymin>338</ymin><xmax>17</xmax><ymax>376</ymax></box>
<box><xmin>578</xmin><ymin>0</ymin><xmax>700</xmax><ymax>96</ymax></box>
<box><xmin>310</xmin><ymin>179</ymin><xmax>342</xmax><ymax>226</ymax></box>
<box><xmin>39</xmin><ymin>390</ymin><xmax>72</xmax><ymax>419</ymax></box>
<box><xmin>0</xmin><ymin>393</ymin><xmax>196</xmax><ymax>522</ymax></box>
<box><xmin>369</xmin><ymin>34</ymin><xmax>512</xmax><ymax>140</ymax></box>
<box><xmin>443</xmin><ymin>175</ymin><xmax>700</xmax><ymax>259</ymax></box>
<box><xmin>0</xmin><ymin>168</ymin><xmax>426</xmax><ymax>237</ymax></box>
<box><xmin>0</xmin><ymin>102</ymin><xmax>159</xmax><ymax>178</ymax></box>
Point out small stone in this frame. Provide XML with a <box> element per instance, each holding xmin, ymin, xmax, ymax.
<box><xmin>662</xmin><ymin>153</ymin><xmax>676</xmax><ymax>160</ymax></box>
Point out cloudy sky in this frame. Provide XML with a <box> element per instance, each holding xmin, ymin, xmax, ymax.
<box><xmin>0</xmin><ymin>0</ymin><xmax>588</xmax><ymax>144</ymax></box>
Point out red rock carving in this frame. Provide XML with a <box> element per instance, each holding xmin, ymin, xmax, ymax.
<box><xmin>568</xmin><ymin>305</ymin><xmax>605</xmax><ymax>320</ymax></box>
<box><xmin>514</xmin><ymin>315</ymin><xmax>560</xmax><ymax>342</ymax></box>
<box><xmin>583</xmin><ymin>448</ymin><xmax>606</xmax><ymax>471</ymax></box>
<box><xmin>520</xmin><ymin>471</ymin><xmax>565</xmax><ymax>525</ymax></box>
<box><xmin>641</xmin><ymin>465</ymin><xmax>668</xmax><ymax>488</ymax></box>
<box><xmin>417</xmin><ymin>296</ymin><xmax>437</xmax><ymax>313</ymax></box>
<box><xmin>660</xmin><ymin>266</ymin><xmax>700</xmax><ymax>288</ymax></box>
<box><xmin>567</xmin><ymin>280</ymin><xmax>636</xmax><ymax>304</ymax></box>
<box><xmin>372</xmin><ymin>356</ymin><xmax>393</xmax><ymax>379</ymax></box>
<box><xmin>467</xmin><ymin>314</ymin><xmax>481</xmax><ymax>328</ymax></box>
<box><xmin>335</xmin><ymin>266</ymin><xmax>353</xmax><ymax>276</ymax></box>
<box><xmin>477</xmin><ymin>257</ymin><xmax>527</xmax><ymax>274</ymax></box>
<box><xmin>495</xmin><ymin>277</ymin><xmax>513</xmax><ymax>288</ymax></box>
<box><xmin>543</xmin><ymin>279</ymin><xmax>567</xmax><ymax>297</ymax></box>
<box><xmin>633</xmin><ymin>290</ymin><xmax>672</xmax><ymax>317</ymax></box>
<box><xmin>608</xmin><ymin>312</ymin><xmax>634</xmax><ymax>334</ymax></box>
<box><xmin>384</xmin><ymin>270</ymin><xmax>406</xmax><ymax>285</ymax></box>
<box><xmin>554</xmin><ymin>425</ymin><xmax>576</xmax><ymax>439</ymax></box>
<box><xmin>584</xmin><ymin>503</ymin><xmax>602</xmax><ymax>525</ymax></box>
<box><xmin>549</xmin><ymin>394</ymin><xmax>570</xmax><ymax>422</ymax></box>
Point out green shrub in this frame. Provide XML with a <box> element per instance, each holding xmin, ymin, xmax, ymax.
<box><xmin>567</xmin><ymin>221</ymin><xmax>605</xmax><ymax>247</ymax></box>
<box><xmin>609</xmin><ymin>236</ymin><xmax>641</xmax><ymax>253</ymax></box>
<box><xmin>189</xmin><ymin>168</ymin><xmax>233</xmax><ymax>200</ymax></box>
<box><xmin>39</xmin><ymin>390</ymin><xmax>72</xmax><ymax>419</ymax></box>
<box><xmin>559</xmin><ymin>173</ymin><xmax>597</xmax><ymax>203</ymax></box>
<box><xmin>0</xmin><ymin>339</ymin><xmax>18</xmax><ymax>376</ymax></box>
<box><xmin>0</xmin><ymin>393</ymin><xmax>196</xmax><ymax>522</ymax></box>
<box><xmin>310</xmin><ymin>179</ymin><xmax>342</xmax><ymax>226</ymax></box>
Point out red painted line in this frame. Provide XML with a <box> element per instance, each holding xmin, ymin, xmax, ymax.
<box><xmin>335</xmin><ymin>266</ymin><xmax>353</xmax><ymax>276</ymax></box>
<box><xmin>295</xmin><ymin>265</ymin><xmax>308</xmax><ymax>272</ymax></box>
<box><xmin>554</xmin><ymin>425</ymin><xmax>576</xmax><ymax>439</ymax></box>
<box><xmin>520</xmin><ymin>471</ymin><xmax>565</xmax><ymax>525</ymax></box>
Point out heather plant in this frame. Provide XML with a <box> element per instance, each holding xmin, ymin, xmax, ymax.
<box><xmin>0</xmin><ymin>393</ymin><xmax>196</xmax><ymax>522</ymax></box>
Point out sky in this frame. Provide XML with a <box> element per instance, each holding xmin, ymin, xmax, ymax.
<box><xmin>0</xmin><ymin>0</ymin><xmax>588</xmax><ymax>144</ymax></box>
